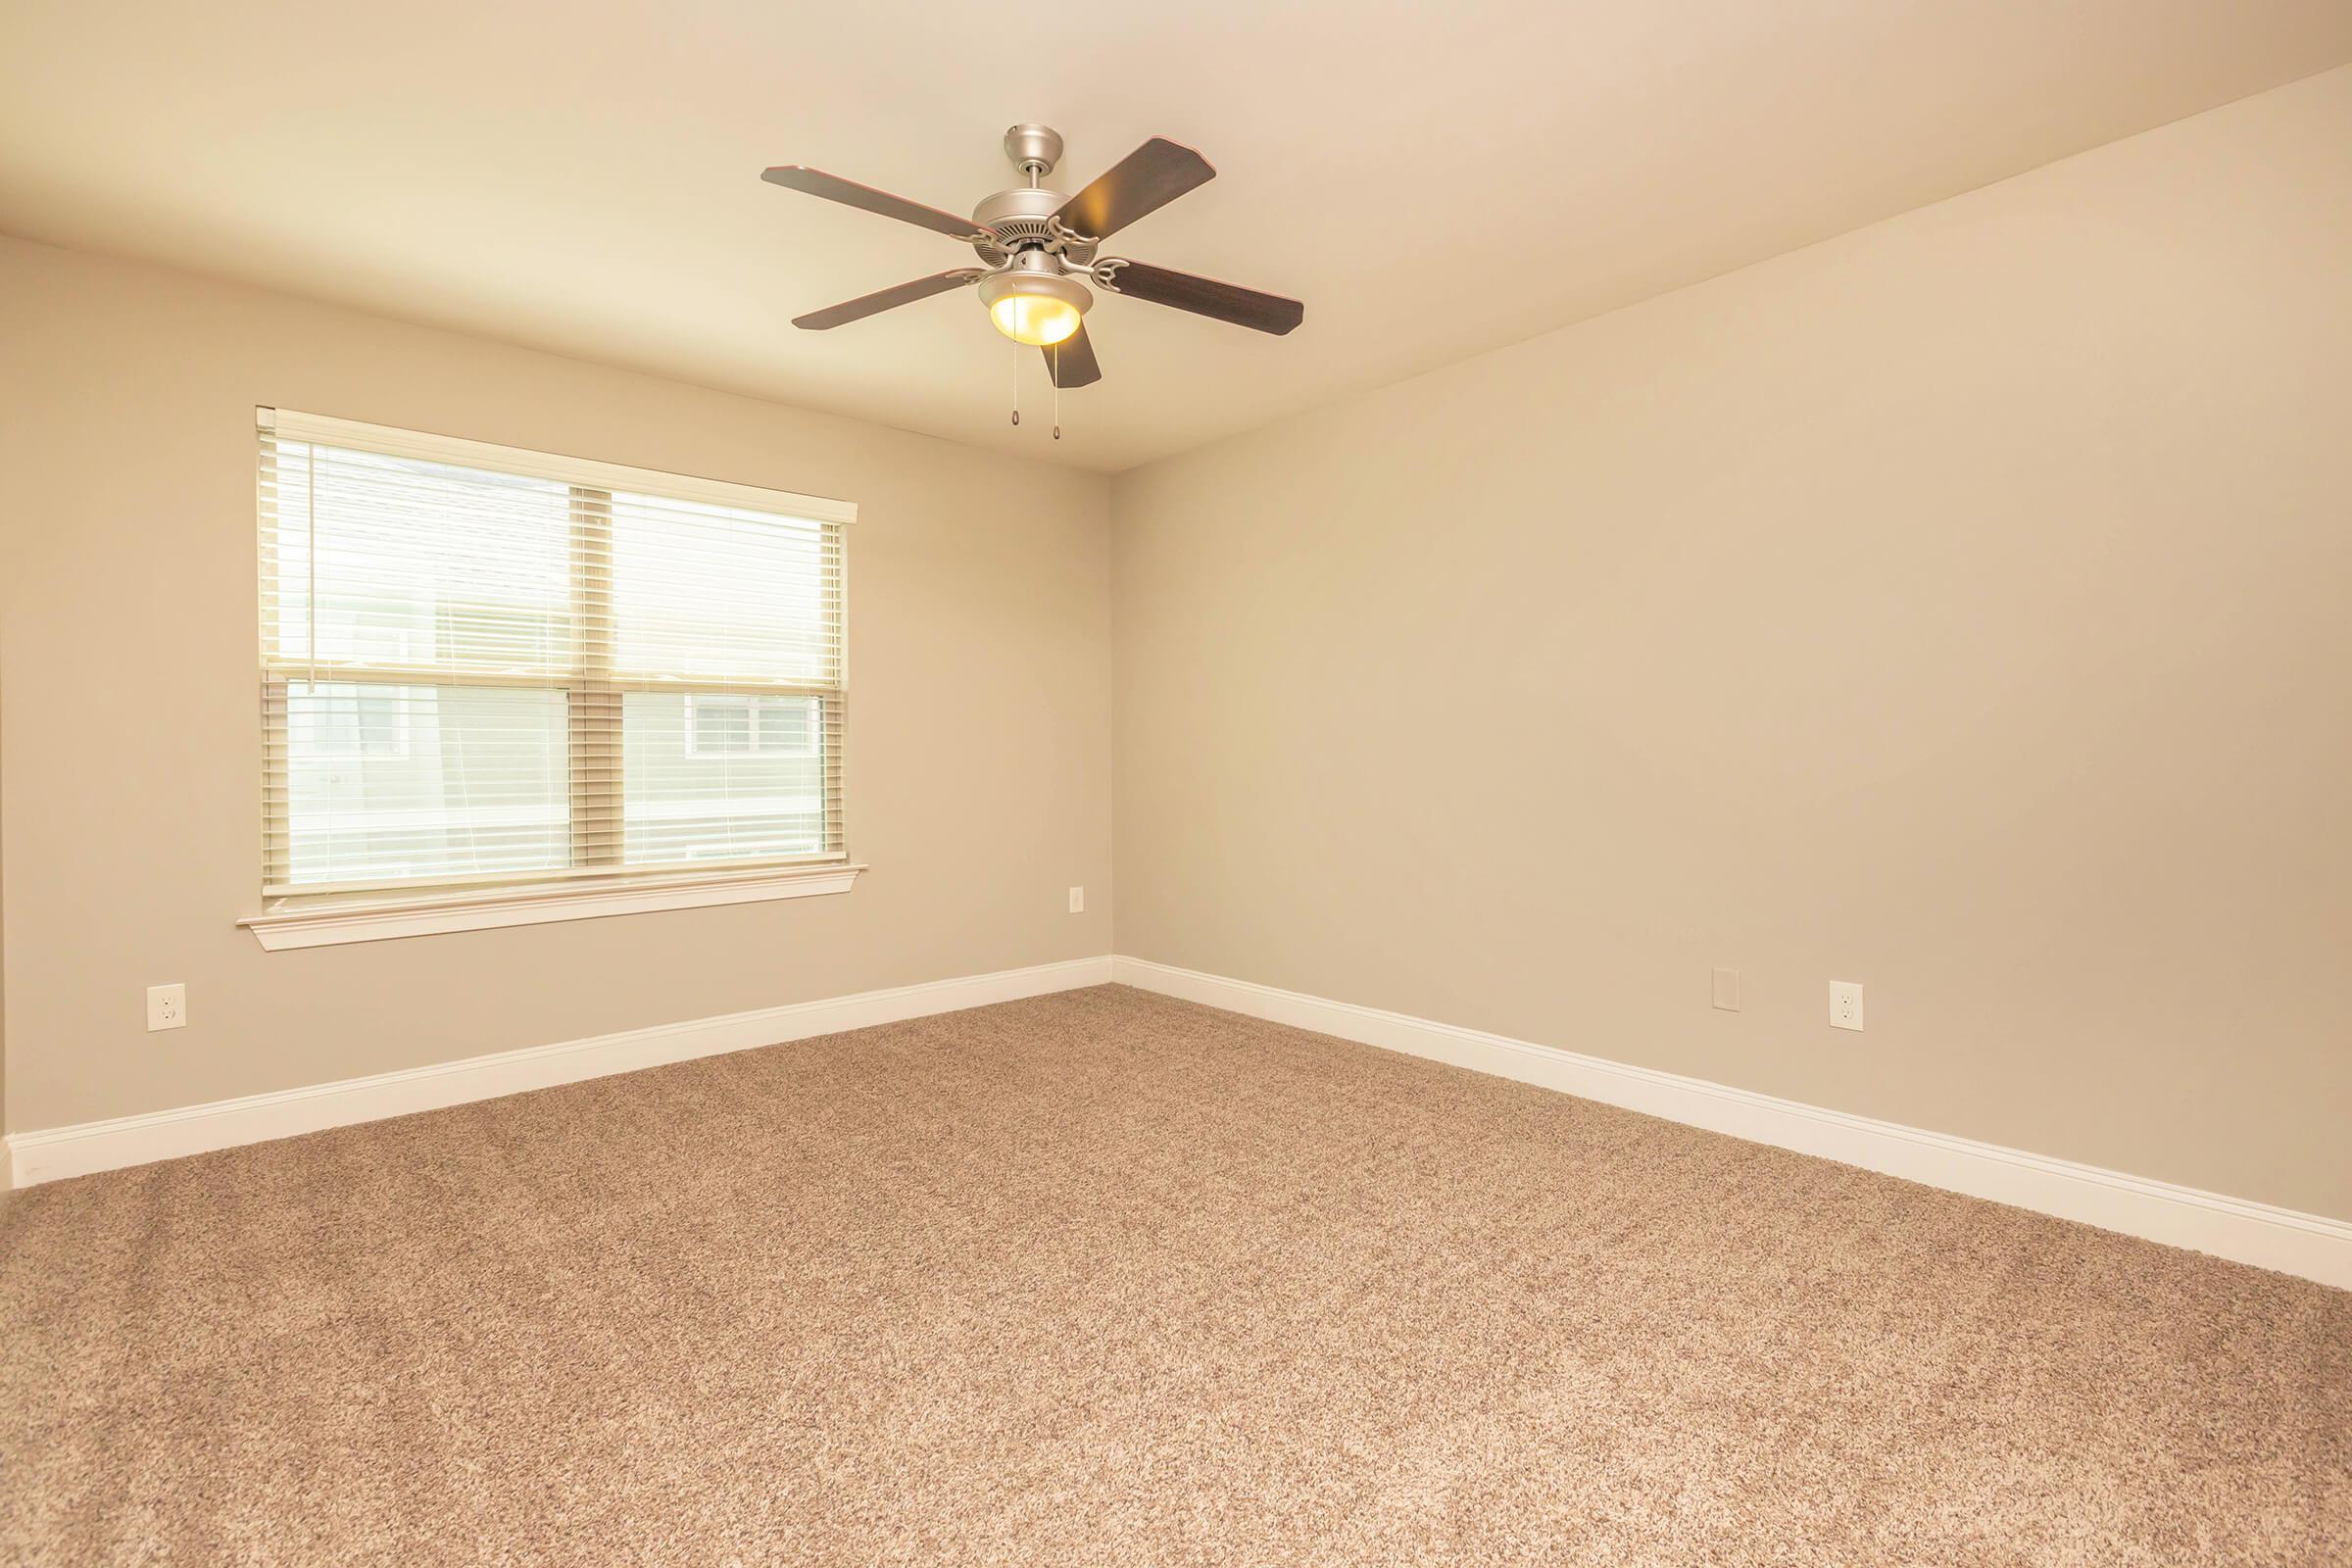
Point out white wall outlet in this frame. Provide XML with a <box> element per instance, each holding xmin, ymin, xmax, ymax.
<box><xmin>1067</xmin><ymin>886</ymin><xmax>1085</xmax><ymax>914</ymax></box>
<box><xmin>1830</xmin><ymin>980</ymin><xmax>1864</xmax><ymax>1032</ymax></box>
<box><xmin>1711</xmin><ymin>966</ymin><xmax>1740</xmax><ymax>1011</ymax></box>
<box><xmin>147</xmin><ymin>983</ymin><xmax>187</xmax><ymax>1032</ymax></box>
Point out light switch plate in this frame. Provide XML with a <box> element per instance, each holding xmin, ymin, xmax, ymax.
<box><xmin>1068</xmin><ymin>886</ymin><xmax>1085</xmax><ymax>914</ymax></box>
<box><xmin>1830</xmin><ymin>980</ymin><xmax>1864</xmax><ymax>1032</ymax></box>
<box><xmin>1711</xmin><ymin>967</ymin><xmax>1740</xmax><ymax>1011</ymax></box>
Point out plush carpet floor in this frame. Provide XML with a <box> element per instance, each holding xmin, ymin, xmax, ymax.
<box><xmin>2</xmin><ymin>985</ymin><xmax>2345</xmax><ymax>1565</ymax></box>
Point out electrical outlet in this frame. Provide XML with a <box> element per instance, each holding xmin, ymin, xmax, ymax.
<box><xmin>1711</xmin><ymin>967</ymin><xmax>1740</xmax><ymax>1011</ymax></box>
<box><xmin>1068</xmin><ymin>886</ymin><xmax>1085</xmax><ymax>914</ymax></box>
<box><xmin>1830</xmin><ymin>980</ymin><xmax>1864</xmax><ymax>1032</ymax></box>
<box><xmin>147</xmin><ymin>983</ymin><xmax>187</xmax><ymax>1032</ymax></box>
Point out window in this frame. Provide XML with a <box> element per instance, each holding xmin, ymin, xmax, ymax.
<box><xmin>300</xmin><ymin>682</ymin><xmax>413</xmax><ymax>760</ymax></box>
<box><xmin>252</xmin><ymin>409</ymin><xmax>854</xmax><ymax>937</ymax></box>
<box><xmin>684</xmin><ymin>694</ymin><xmax>817</xmax><ymax>759</ymax></box>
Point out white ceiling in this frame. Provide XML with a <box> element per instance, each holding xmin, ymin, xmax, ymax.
<box><xmin>4</xmin><ymin>2</ymin><xmax>2348</xmax><ymax>473</ymax></box>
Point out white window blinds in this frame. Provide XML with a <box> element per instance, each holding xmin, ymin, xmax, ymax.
<box><xmin>257</xmin><ymin>409</ymin><xmax>851</xmax><ymax>900</ymax></box>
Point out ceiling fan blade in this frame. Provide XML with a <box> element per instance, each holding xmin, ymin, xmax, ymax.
<box><xmin>792</xmin><ymin>270</ymin><xmax>982</xmax><ymax>330</ymax></box>
<box><xmin>1095</xmin><ymin>259</ymin><xmax>1303</xmax><ymax>335</ymax></box>
<box><xmin>1043</xmin><ymin>325</ymin><xmax>1102</xmax><ymax>388</ymax></box>
<box><xmin>1051</xmin><ymin>137</ymin><xmax>1215</xmax><ymax>242</ymax></box>
<box><xmin>760</xmin><ymin>166</ymin><xmax>984</xmax><ymax>243</ymax></box>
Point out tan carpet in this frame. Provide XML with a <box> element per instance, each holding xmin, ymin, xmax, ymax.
<box><xmin>3</xmin><ymin>985</ymin><xmax>2345</xmax><ymax>1565</ymax></box>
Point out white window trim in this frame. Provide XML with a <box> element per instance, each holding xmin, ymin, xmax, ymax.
<box><xmin>253</xmin><ymin>408</ymin><xmax>858</xmax><ymax>933</ymax></box>
<box><xmin>241</xmin><ymin>861</ymin><xmax>865</xmax><ymax>950</ymax></box>
<box><xmin>256</xmin><ymin>408</ymin><xmax>859</xmax><ymax>524</ymax></box>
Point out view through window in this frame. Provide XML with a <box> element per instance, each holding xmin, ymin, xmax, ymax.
<box><xmin>257</xmin><ymin>412</ymin><xmax>849</xmax><ymax>900</ymax></box>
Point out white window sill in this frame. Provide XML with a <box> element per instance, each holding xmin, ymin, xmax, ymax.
<box><xmin>241</xmin><ymin>862</ymin><xmax>864</xmax><ymax>950</ymax></box>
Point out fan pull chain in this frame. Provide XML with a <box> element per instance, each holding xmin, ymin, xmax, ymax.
<box><xmin>1010</xmin><ymin>343</ymin><xmax>1021</xmax><ymax>425</ymax></box>
<box><xmin>1052</xmin><ymin>344</ymin><xmax>1061</xmax><ymax>440</ymax></box>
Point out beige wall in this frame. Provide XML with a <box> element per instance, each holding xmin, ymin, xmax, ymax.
<box><xmin>1112</xmin><ymin>68</ymin><xmax>2352</xmax><ymax>1218</ymax></box>
<box><xmin>0</xmin><ymin>237</ymin><xmax>1112</xmax><ymax>1132</ymax></box>
<box><xmin>5</xmin><ymin>68</ymin><xmax>2346</xmax><ymax>1220</ymax></box>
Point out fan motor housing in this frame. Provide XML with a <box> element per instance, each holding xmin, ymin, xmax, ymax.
<box><xmin>971</xmin><ymin>186</ymin><xmax>1097</xmax><ymax>269</ymax></box>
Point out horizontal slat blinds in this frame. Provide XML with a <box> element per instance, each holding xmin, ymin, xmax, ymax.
<box><xmin>258</xmin><ymin>409</ymin><xmax>851</xmax><ymax>900</ymax></box>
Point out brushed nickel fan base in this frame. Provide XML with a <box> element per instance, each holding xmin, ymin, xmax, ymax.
<box><xmin>1001</xmin><ymin>122</ymin><xmax>1064</xmax><ymax>178</ymax></box>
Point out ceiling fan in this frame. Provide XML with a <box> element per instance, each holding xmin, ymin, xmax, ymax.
<box><xmin>760</xmin><ymin>124</ymin><xmax>1303</xmax><ymax>393</ymax></box>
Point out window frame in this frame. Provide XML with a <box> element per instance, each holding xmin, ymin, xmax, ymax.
<box><xmin>244</xmin><ymin>408</ymin><xmax>861</xmax><ymax>947</ymax></box>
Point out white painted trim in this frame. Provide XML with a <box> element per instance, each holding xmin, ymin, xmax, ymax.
<box><xmin>1110</xmin><ymin>956</ymin><xmax>2352</xmax><ymax>1291</ymax></box>
<box><xmin>258</xmin><ymin>407</ymin><xmax>858</xmax><ymax>522</ymax></box>
<box><xmin>242</xmin><ymin>863</ymin><xmax>864</xmax><ymax>949</ymax></box>
<box><xmin>5</xmin><ymin>956</ymin><xmax>1110</xmax><ymax>1187</ymax></box>
<box><xmin>17</xmin><ymin>949</ymin><xmax>2344</xmax><ymax>1291</ymax></box>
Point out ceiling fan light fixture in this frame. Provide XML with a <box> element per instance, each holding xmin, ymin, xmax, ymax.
<box><xmin>765</xmin><ymin>126</ymin><xmax>1303</xmax><ymax>396</ymax></box>
<box><xmin>977</xmin><ymin>270</ymin><xmax>1091</xmax><ymax>347</ymax></box>
<box><xmin>991</xmin><ymin>292</ymin><xmax>1083</xmax><ymax>347</ymax></box>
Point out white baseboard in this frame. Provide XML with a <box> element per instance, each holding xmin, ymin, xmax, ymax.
<box><xmin>5</xmin><ymin>956</ymin><xmax>1113</xmax><ymax>1188</ymax></box>
<box><xmin>16</xmin><ymin>951</ymin><xmax>2346</xmax><ymax>1292</ymax></box>
<box><xmin>1111</xmin><ymin>956</ymin><xmax>2352</xmax><ymax>1291</ymax></box>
